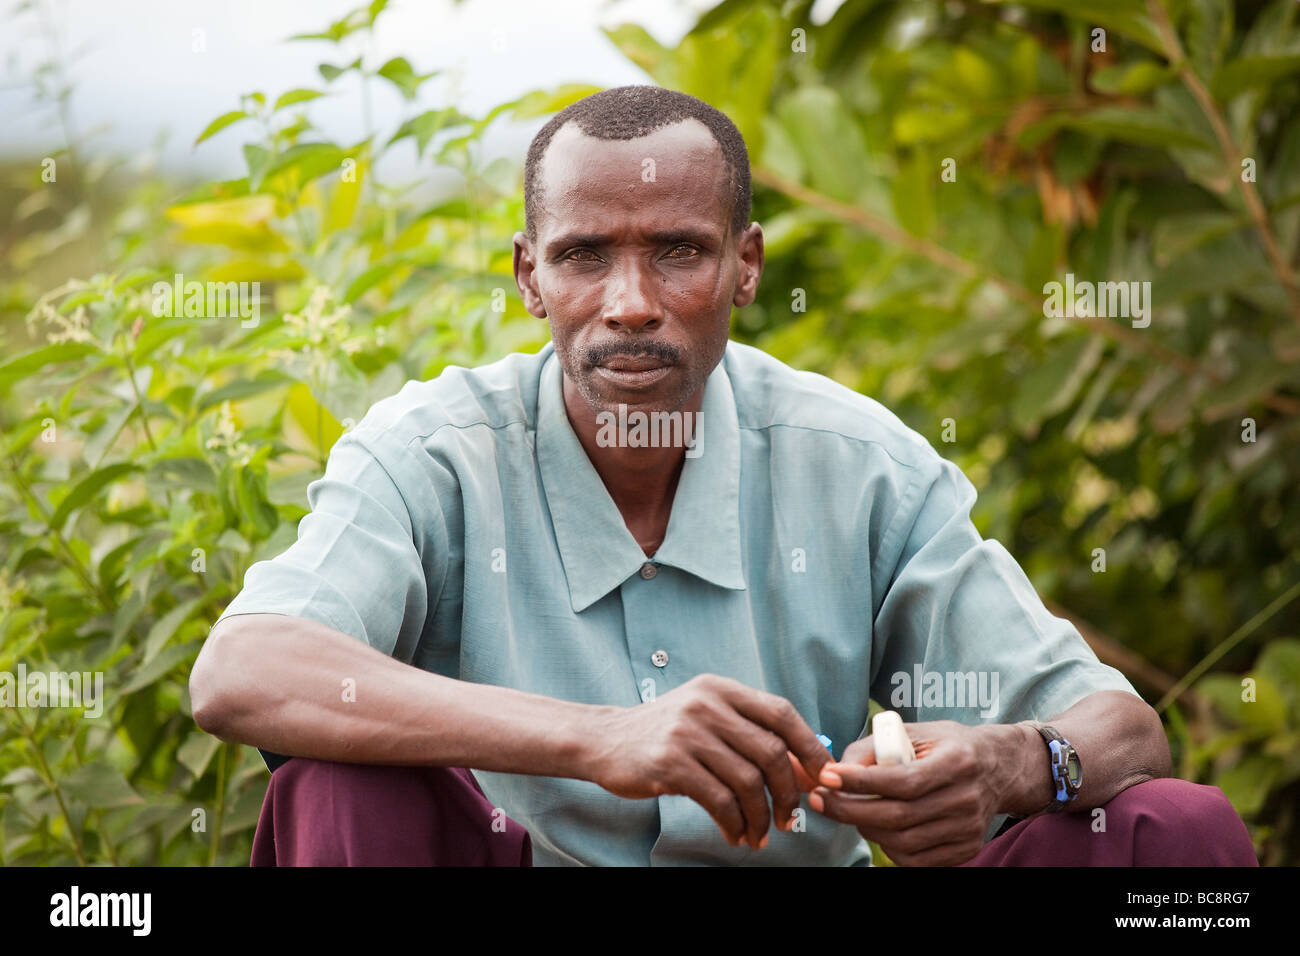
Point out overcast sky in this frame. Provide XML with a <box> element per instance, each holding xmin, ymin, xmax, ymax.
<box><xmin>0</xmin><ymin>0</ymin><xmax>732</xmax><ymax>181</ymax></box>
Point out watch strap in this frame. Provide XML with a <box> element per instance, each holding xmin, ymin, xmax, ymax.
<box><xmin>1026</xmin><ymin>721</ymin><xmax>1080</xmax><ymax>813</ymax></box>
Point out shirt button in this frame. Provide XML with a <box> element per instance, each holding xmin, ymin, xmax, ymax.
<box><xmin>639</xmin><ymin>562</ymin><xmax>658</xmax><ymax>580</ymax></box>
<box><xmin>651</xmin><ymin>649</ymin><xmax>669</xmax><ymax>667</ymax></box>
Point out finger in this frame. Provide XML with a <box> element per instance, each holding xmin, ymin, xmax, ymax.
<box><xmin>787</xmin><ymin>751</ymin><xmax>817</xmax><ymax>792</ymax></box>
<box><xmin>726</xmin><ymin>685</ymin><xmax>830</xmax><ymax>788</ymax></box>
<box><xmin>818</xmin><ymin>735</ymin><xmax>876</xmax><ymax>790</ymax></box>
<box><xmin>809</xmin><ymin>783</ymin><xmax>955</xmax><ymax>832</ymax></box>
<box><xmin>716</xmin><ymin>720</ymin><xmax>803</xmax><ymax>833</ymax></box>
<box><xmin>839</xmin><ymin>735</ymin><xmax>877</xmax><ymax>767</ymax></box>
<box><xmin>679</xmin><ymin>757</ymin><xmax>748</xmax><ymax>847</ymax></box>
<box><xmin>820</xmin><ymin>749</ymin><xmax>944</xmax><ymax>799</ymax></box>
<box><xmin>854</xmin><ymin>813</ymin><xmax>974</xmax><ymax>857</ymax></box>
<box><xmin>696</xmin><ymin>741</ymin><xmax>773</xmax><ymax>849</ymax></box>
<box><xmin>888</xmin><ymin>837</ymin><xmax>985</xmax><ymax>867</ymax></box>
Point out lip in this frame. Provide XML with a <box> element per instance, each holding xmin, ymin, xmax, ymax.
<box><xmin>600</xmin><ymin>355</ymin><xmax>669</xmax><ymax>372</ymax></box>
<box><xmin>593</xmin><ymin>364</ymin><xmax>675</xmax><ymax>389</ymax></box>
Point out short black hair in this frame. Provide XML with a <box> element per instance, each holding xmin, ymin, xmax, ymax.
<box><xmin>523</xmin><ymin>85</ymin><xmax>751</xmax><ymax>241</ymax></box>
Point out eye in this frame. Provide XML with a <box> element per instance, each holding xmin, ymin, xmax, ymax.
<box><xmin>565</xmin><ymin>248</ymin><xmax>599</xmax><ymax>262</ymax></box>
<box><xmin>666</xmin><ymin>243</ymin><xmax>698</xmax><ymax>259</ymax></box>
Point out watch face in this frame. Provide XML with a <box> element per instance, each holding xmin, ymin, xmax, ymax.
<box><xmin>1066</xmin><ymin>752</ymin><xmax>1083</xmax><ymax>787</ymax></box>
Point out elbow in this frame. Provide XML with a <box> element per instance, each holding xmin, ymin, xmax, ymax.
<box><xmin>1148</xmin><ymin>703</ymin><xmax>1173</xmax><ymax>778</ymax></box>
<box><xmin>189</xmin><ymin>621</ymin><xmax>240</xmax><ymax>739</ymax></box>
<box><xmin>1132</xmin><ymin>696</ymin><xmax>1172</xmax><ymax>780</ymax></box>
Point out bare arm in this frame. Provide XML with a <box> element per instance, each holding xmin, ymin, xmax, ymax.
<box><xmin>189</xmin><ymin>614</ymin><xmax>833</xmax><ymax>848</ymax></box>
<box><xmin>189</xmin><ymin>612</ymin><xmax>599</xmax><ymax>777</ymax></box>
<box><xmin>997</xmin><ymin>689</ymin><xmax>1171</xmax><ymax>816</ymax></box>
<box><xmin>808</xmin><ymin>690</ymin><xmax>1171</xmax><ymax>864</ymax></box>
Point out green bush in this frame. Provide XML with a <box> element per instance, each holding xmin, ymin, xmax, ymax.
<box><xmin>1</xmin><ymin>0</ymin><xmax>1297</xmax><ymax>864</ymax></box>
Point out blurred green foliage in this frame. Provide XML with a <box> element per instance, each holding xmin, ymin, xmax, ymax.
<box><xmin>1</xmin><ymin>0</ymin><xmax>1297</xmax><ymax>865</ymax></box>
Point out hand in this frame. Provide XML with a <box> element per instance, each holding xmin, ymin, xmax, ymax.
<box><xmin>587</xmin><ymin>674</ymin><xmax>832</xmax><ymax>849</ymax></box>
<box><xmin>806</xmin><ymin>720</ymin><xmax>1012</xmax><ymax>866</ymax></box>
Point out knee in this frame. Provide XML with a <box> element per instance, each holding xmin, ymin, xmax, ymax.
<box><xmin>1113</xmin><ymin>777</ymin><xmax>1238</xmax><ymax>827</ymax></box>
<box><xmin>277</xmin><ymin>758</ymin><xmax>477</xmax><ymax>812</ymax></box>
<box><xmin>263</xmin><ymin>758</ymin><xmax>528</xmax><ymax>866</ymax></box>
<box><xmin>1106</xmin><ymin>777</ymin><xmax>1257</xmax><ymax>865</ymax></box>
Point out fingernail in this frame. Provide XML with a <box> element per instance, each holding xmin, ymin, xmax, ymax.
<box><xmin>819</xmin><ymin>769</ymin><xmax>843</xmax><ymax>788</ymax></box>
<box><xmin>809</xmin><ymin>791</ymin><xmax>824</xmax><ymax>813</ymax></box>
<box><xmin>737</xmin><ymin>834</ymin><xmax>748</xmax><ymax>848</ymax></box>
<box><xmin>758</xmin><ymin>834</ymin><xmax>769</xmax><ymax>849</ymax></box>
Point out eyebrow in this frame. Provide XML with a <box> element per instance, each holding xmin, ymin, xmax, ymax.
<box><xmin>544</xmin><ymin>227</ymin><xmax>721</xmax><ymax>259</ymax></box>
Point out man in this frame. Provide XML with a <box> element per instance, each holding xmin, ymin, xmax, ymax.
<box><xmin>190</xmin><ymin>86</ymin><xmax>1256</xmax><ymax>866</ymax></box>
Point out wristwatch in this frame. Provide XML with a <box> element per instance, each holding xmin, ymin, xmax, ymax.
<box><xmin>1026</xmin><ymin>721</ymin><xmax>1082</xmax><ymax>813</ymax></box>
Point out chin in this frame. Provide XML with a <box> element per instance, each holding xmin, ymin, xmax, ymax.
<box><xmin>586</xmin><ymin>377</ymin><xmax>697</xmax><ymax>416</ymax></box>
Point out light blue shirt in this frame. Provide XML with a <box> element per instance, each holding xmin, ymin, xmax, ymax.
<box><xmin>216</xmin><ymin>340</ymin><xmax>1139</xmax><ymax>866</ymax></box>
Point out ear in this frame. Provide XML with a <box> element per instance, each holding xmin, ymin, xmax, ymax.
<box><xmin>513</xmin><ymin>231</ymin><xmax>548</xmax><ymax>318</ymax></box>
<box><xmin>731</xmin><ymin>222</ymin><xmax>764</xmax><ymax>308</ymax></box>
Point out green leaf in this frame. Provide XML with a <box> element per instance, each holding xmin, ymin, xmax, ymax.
<box><xmin>344</xmin><ymin>261</ymin><xmax>405</xmax><ymax>303</ymax></box>
<box><xmin>272</xmin><ymin>88</ymin><xmax>326</xmax><ymax>111</ymax></box>
<box><xmin>1020</xmin><ymin>107</ymin><xmax>1215</xmax><ymax>151</ymax></box>
<box><xmin>289</xmin><ymin>7</ymin><xmax>371</xmax><ymax>45</ymax></box>
<box><xmin>319</xmin><ymin>56</ymin><xmax>362</xmax><ymax>82</ymax></box>
<box><xmin>1008</xmin><ymin>0</ymin><xmax>1164</xmax><ymax>53</ymax></box>
<box><xmin>262</xmin><ymin>142</ymin><xmax>348</xmax><ymax>186</ymax></box>
<box><xmin>0</xmin><ymin>343</ymin><xmax>99</xmax><ymax>388</ymax></box>
<box><xmin>194</xmin><ymin>110</ymin><xmax>249</xmax><ymax>147</ymax></box>
<box><xmin>376</xmin><ymin>56</ymin><xmax>436</xmax><ymax>100</ymax></box>
<box><xmin>601</xmin><ymin>24</ymin><xmax>668</xmax><ymax>79</ymax></box>
<box><xmin>503</xmin><ymin>84</ymin><xmax>604</xmax><ymax>121</ymax></box>
<box><xmin>197</xmin><ymin>371</ymin><xmax>294</xmax><ymax>411</ymax></box>
<box><xmin>1211</xmin><ymin>55</ymin><xmax>1300</xmax><ymax>101</ymax></box>
<box><xmin>48</xmin><ymin>463</ymin><xmax>141</xmax><ymax>532</ymax></box>
<box><xmin>244</xmin><ymin>143</ymin><xmax>271</xmax><ymax>191</ymax></box>
<box><xmin>82</xmin><ymin>401</ymin><xmax>137</xmax><ymax>467</ymax></box>
<box><xmin>326</xmin><ymin>158</ymin><xmax>364</xmax><ymax>230</ymax></box>
<box><xmin>777</xmin><ymin>86</ymin><xmax>871</xmax><ymax>202</ymax></box>
<box><xmin>177</xmin><ymin>732</ymin><xmax>223</xmax><ymax>780</ymax></box>
<box><xmin>3</xmin><ymin>417</ymin><xmax>49</xmax><ymax>456</ymax></box>
<box><xmin>1152</xmin><ymin>211</ymin><xmax>1247</xmax><ymax>267</ymax></box>
<box><xmin>387</xmin><ymin>108</ymin><xmax>473</xmax><ymax>156</ymax></box>
<box><xmin>235</xmin><ymin>466</ymin><xmax>280</xmax><ymax>539</ymax></box>
<box><xmin>1089</xmin><ymin>61</ymin><xmax>1175</xmax><ymax>95</ymax></box>
<box><xmin>98</xmin><ymin>534</ymin><xmax>146</xmax><ymax>594</ymax></box>
<box><xmin>148</xmin><ymin>456</ymin><xmax>218</xmax><ymax>496</ymax></box>
<box><xmin>1012</xmin><ymin>336</ymin><xmax>1105</xmax><ymax>434</ymax></box>
<box><xmin>110</xmin><ymin>590</ymin><xmax>146</xmax><ymax>655</ymax></box>
<box><xmin>142</xmin><ymin>594</ymin><xmax>208</xmax><ymax>667</ymax></box>
<box><xmin>61</xmin><ymin>763</ymin><xmax>144</xmax><ymax>809</ymax></box>
<box><xmin>120</xmin><ymin>640</ymin><xmax>203</xmax><ymax>695</ymax></box>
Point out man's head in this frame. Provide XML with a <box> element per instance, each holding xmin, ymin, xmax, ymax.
<box><xmin>513</xmin><ymin>86</ymin><xmax>764</xmax><ymax>421</ymax></box>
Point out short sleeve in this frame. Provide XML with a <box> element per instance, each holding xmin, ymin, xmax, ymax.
<box><xmin>868</xmin><ymin>453</ymin><xmax>1140</xmax><ymax>727</ymax></box>
<box><xmin>214</xmin><ymin>426</ymin><xmax>439</xmax><ymax>664</ymax></box>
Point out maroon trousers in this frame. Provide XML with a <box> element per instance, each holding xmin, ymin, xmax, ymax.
<box><xmin>249</xmin><ymin>760</ymin><xmax>1258</xmax><ymax>866</ymax></box>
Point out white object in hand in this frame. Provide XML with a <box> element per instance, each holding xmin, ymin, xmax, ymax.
<box><xmin>872</xmin><ymin>710</ymin><xmax>915</xmax><ymax>766</ymax></box>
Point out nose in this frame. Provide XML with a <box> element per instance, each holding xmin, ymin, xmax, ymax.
<box><xmin>601</xmin><ymin>259</ymin><xmax>663</xmax><ymax>333</ymax></box>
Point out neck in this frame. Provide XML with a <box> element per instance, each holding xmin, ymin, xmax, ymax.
<box><xmin>562</xmin><ymin>375</ymin><xmax>704</xmax><ymax>555</ymax></box>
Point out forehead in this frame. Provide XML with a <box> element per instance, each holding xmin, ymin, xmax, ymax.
<box><xmin>534</xmin><ymin>118</ymin><xmax>730</xmax><ymax>238</ymax></box>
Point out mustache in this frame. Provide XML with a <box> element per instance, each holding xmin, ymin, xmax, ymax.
<box><xmin>583</xmin><ymin>340</ymin><xmax>681</xmax><ymax>366</ymax></box>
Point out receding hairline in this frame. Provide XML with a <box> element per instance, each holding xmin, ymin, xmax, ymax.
<box><xmin>529</xmin><ymin>118</ymin><xmax>732</xmax><ymax>235</ymax></box>
<box><xmin>522</xmin><ymin>85</ymin><xmax>751</xmax><ymax>241</ymax></box>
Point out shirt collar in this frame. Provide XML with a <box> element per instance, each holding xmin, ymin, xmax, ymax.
<box><xmin>535</xmin><ymin>343</ymin><xmax>747</xmax><ymax>613</ymax></box>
